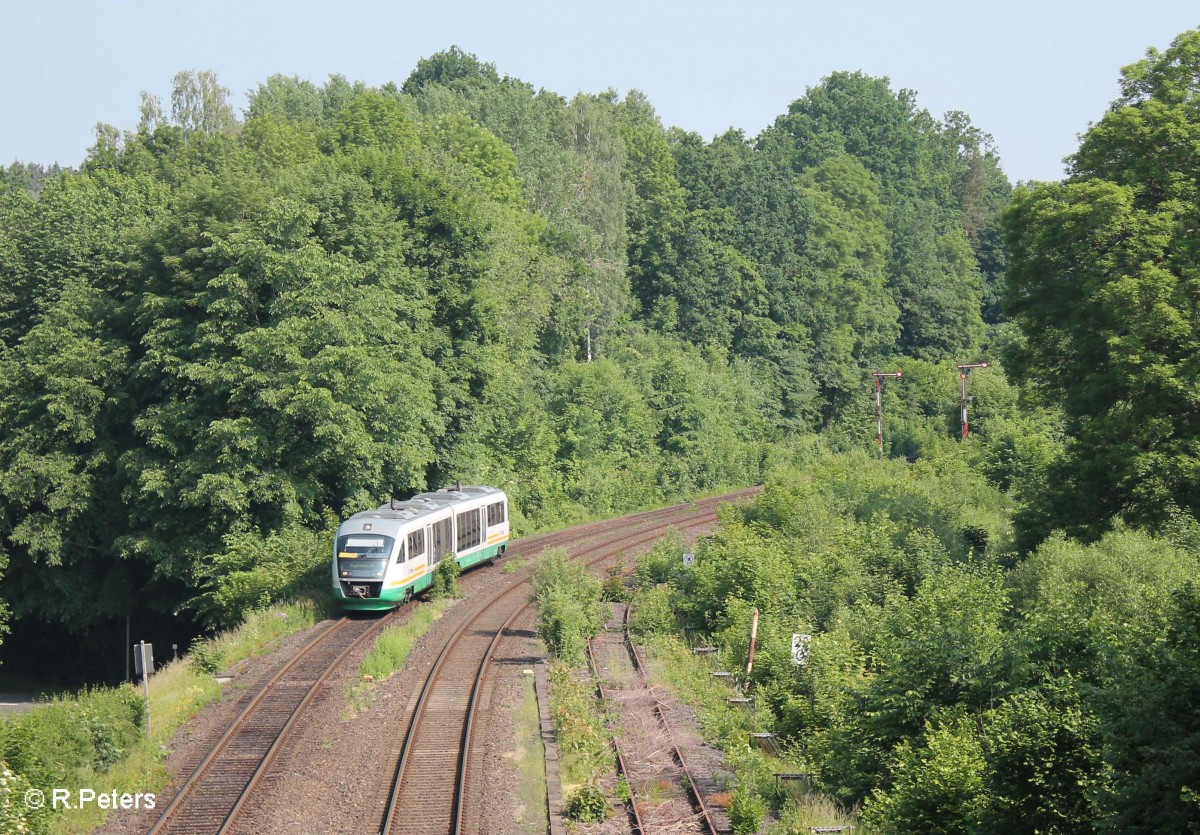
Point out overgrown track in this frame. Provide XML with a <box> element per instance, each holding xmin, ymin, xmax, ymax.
<box><xmin>146</xmin><ymin>613</ymin><xmax>398</xmax><ymax>835</ymax></box>
<box><xmin>624</xmin><ymin>605</ymin><xmax>722</xmax><ymax>834</ymax></box>
<box><xmin>587</xmin><ymin>603</ymin><xmax>720</xmax><ymax>834</ymax></box>
<box><xmin>382</xmin><ymin>492</ymin><xmax>751</xmax><ymax>835</ymax></box>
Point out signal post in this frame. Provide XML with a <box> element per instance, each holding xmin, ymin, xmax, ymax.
<box><xmin>956</xmin><ymin>362</ymin><xmax>989</xmax><ymax>439</ymax></box>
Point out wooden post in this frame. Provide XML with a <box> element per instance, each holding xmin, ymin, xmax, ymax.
<box><xmin>746</xmin><ymin>608</ymin><xmax>760</xmax><ymax>680</ymax></box>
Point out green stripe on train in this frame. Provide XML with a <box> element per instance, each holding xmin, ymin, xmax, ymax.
<box><xmin>336</xmin><ymin>542</ymin><xmax>506</xmax><ymax>611</ymax></box>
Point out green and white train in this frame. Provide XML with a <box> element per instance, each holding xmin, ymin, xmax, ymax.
<box><xmin>332</xmin><ymin>485</ymin><xmax>510</xmax><ymax>611</ymax></box>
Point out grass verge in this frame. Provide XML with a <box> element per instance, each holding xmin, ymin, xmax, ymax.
<box><xmin>3</xmin><ymin>598</ymin><xmax>325</xmax><ymax>835</ymax></box>
<box><xmin>188</xmin><ymin>599</ymin><xmax>328</xmax><ymax>675</ymax></box>
<box><xmin>345</xmin><ymin>599</ymin><xmax>449</xmax><ymax>716</ymax></box>
<box><xmin>509</xmin><ymin>672</ymin><xmax>548</xmax><ymax>834</ymax></box>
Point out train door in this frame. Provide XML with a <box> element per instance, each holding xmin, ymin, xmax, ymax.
<box><xmin>430</xmin><ymin>515</ymin><xmax>452</xmax><ymax>563</ymax></box>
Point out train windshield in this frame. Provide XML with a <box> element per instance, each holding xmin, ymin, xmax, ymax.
<box><xmin>337</xmin><ymin>535</ymin><xmax>395</xmax><ymax>558</ymax></box>
<box><xmin>336</xmin><ymin>535</ymin><xmax>395</xmax><ymax>580</ymax></box>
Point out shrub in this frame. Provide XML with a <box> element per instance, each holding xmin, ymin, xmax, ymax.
<box><xmin>0</xmin><ymin>761</ymin><xmax>33</xmax><ymax>834</ymax></box>
<box><xmin>634</xmin><ymin>531</ymin><xmax>685</xmax><ymax>588</ymax></box>
<box><xmin>194</xmin><ymin>522</ymin><xmax>332</xmax><ymax>628</ymax></box>
<box><xmin>529</xmin><ymin>549</ymin><xmax>606</xmax><ymax>664</ymax></box>
<box><xmin>629</xmin><ymin>585</ymin><xmax>675</xmax><ymax>637</ymax></box>
<box><xmin>565</xmin><ymin>782</ymin><xmax>609</xmax><ymax>822</ymax></box>
<box><xmin>862</xmin><ymin>717</ymin><xmax>988</xmax><ymax>833</ymax></box>
<box><xmin>602</xmin><ymin>561</ymin><xmax>633</xmax><ymax>602</ymax></box>
<box><xmin>0</xmin><ymin>686</ymin><xmax>143</xmax><ymax>794</ymax></box>
<box><xmin>729</xmin><ymin>788</ymin><xmax>766</xmax><ymax>834</ymax></box>
<box><xmin>430</xmin><ymin>558</ymin><xmax>462</xmax><ymax>600</ymax></box>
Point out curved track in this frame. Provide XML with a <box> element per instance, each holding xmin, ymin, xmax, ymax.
<box><xmin>145</xmin><ymin>489</ymin><xmax>755</xmax><ymax>835</ymax></box>
<box><xmin>381</xmin><ymin>492</ymin><xmax>750</xmax><ymax>835</ymax></box>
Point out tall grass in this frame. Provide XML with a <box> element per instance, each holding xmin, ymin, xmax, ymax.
<box><xmin>3</xmin><ymin>596</ymin><xmax>327</xmax><ymax>834</ymax></box>
<box><xmin>346</xmin><ymin>600</ymin><xmax>449</xmax><ymax>715</ymax></box>
<box><xmin>188</xmin><ymin>599</ymin><xmax>327</xmax><ymax>675</ymax></box>
<box><xmin>640</xmin><ymin>634</ymin><xmax>858</xmax><ymax>833</ymax></box>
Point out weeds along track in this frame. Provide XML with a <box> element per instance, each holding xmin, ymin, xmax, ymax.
<box><xmin>381</xmin><ymin>494</ymin><xmax>749</xmax><ymax>835</ymax></box>
<box><xmin>587</xmin><ymin>604</ymin><xmax>721</xmax><ymax>835</ymax></box>
<box><xmin>623</xmin><ymin>605</ymin><xmax>724</xmax><ymax>835</ymax></box>
<box><xmin>145</xmin><ymin>490</ymin><xmax>754</xmax><ymax>835</ymax></box>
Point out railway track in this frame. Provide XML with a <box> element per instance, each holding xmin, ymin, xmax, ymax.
<box><xmin>144</xmin><ymin>490</ymin><xmax>754</xmax><ymax>835</ymax></box>
<box><xmin>146</xmin><ymin>613</ymin><xmax>398</xmax><ymax>835</ymax></box>
<box><xmin>588</xmin><ymin>603</ymin><xmax>721</xmax><ymax>834</ymax></box>
<box><xmin>380</xmin><ymin>502</ymin><xmax>731</xmax><ymax>835</ymax></box>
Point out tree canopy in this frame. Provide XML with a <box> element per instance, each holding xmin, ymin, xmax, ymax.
<box><xmin>1004</xmin><ymin>29</ymin><xmax>1200</xmax><ymax>541</ymax></box>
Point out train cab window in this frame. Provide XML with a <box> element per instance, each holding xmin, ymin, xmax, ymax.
<box><xmin>395</xmin><ymin>542</ymin><xmax>406</xmax><ymax>564</ymax></box>
<box><xmin>487</xmin><ymin>501</ymin><xmax>506</xmax><ymax>526</ymax></box>
<box><xmin>336</xmin><ymin>535</ymin><xmax>395</xmax><ymax>580</ymax></box>
<box><xmin>338</xmin><ymin>535</ymin><xmax>395</xmax><ymax>559</ymax></box>
<box><xmin>407</xmin><ymin>529</ymin><xmax>425</xmax><ymax>559</ymax></box>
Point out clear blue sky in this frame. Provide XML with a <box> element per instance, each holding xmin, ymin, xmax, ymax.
<box><xmin>1</xmin><ymin>1</ymin><xmax>1196</xmax><ymax>183</ymax></box>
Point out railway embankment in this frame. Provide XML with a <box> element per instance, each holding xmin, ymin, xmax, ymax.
<box><xmin>7</xmin><ymin>600</ymin><xmax>325</xmax><ymax>835</ymax></box>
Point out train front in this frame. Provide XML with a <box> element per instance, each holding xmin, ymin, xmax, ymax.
<box><xmin>331</xmin><ymin>518</ymin><xmax>398</xmax><ymax>611</ymax></box>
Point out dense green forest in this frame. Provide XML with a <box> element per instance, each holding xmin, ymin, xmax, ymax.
<box><xmin>0</xmin><ymin>49</ymin><xmax>1008</xmax><ymax>678</ymax></box>
<box><xmin>630</xmin><ymin>30</ymin><xmax>1200</xmax><ymax>833</ymax></box>
<box><xmin>1</xmin><ymin>26</ymin><xmax>1199</xmax><ymax>832</ymax></box>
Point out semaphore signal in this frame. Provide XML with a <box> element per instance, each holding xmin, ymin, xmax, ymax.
<box><xmin>956</xmin><ymin>362</ymin><xmax>989</xmax><ymax>439</ymax></box>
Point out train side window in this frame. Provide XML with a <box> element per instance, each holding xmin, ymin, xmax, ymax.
<box><xmin>408</xmin><ymin>529</ymin><xmax>425</xmax><ymax>559</ymax></box>
<box><xmin>456</xmin><ymin>509</ymin><xmax>481</xmax><ymax>551</ymax></box>
<box><xmin>432</xmin><ymin>517</ymin><xmax>452</xmax><ymax>561</ymax></box>
<box><xmin>487</xmin><ymin>501</ymin><xmax>506</xmax><ymax>526</ymax></box>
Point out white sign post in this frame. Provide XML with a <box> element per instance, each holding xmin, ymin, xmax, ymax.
<box><xmin>133</xmin><ymin>641</ymin><xmax>153</xmax><ymax>738</ymax></box>
<box><xmin>682</xmin><ymin>552</ymin><xmax>695</xmax><ymax>568</ymax></box>
<box><xmin>790</xmin><ymin>633</ymin><xmax>812</xmax><ymax>667</ymax></box>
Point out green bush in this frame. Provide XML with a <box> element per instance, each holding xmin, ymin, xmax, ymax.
<box><xmin>547</xmin><ymin>664</ymin><xmax>609</xmax><ymax>778</ymax></box>
<box><xmin>862</xmin><ymin>717</ymin><xmax>988</xmax><ymax>833</ymax></box>
<box><xmin>189</xmin><ymin>640</ymin><xmax>223</xmax><ymax>675</ymax></box>
<box><xmin>565</xmin><ymin>782</ymin><xmax>609</xmax><ymax>822</ymax></box>
<box><xmin>529</xmin><ymin>549</ymin><xmax>606</xmax><ymax>664</ymax></box>
<box><xmin>628</xmin><ymin>585</ymin><xmax>675</xmax><ymax>637</ymax></box>
<box><xmin>0</xmin><ymin>760</ymin><xmax>34</xmax><ymax>834</ymax></box>
<box><xmin>430</xmin><ymin>558</ymin><xmax>462</xmax><ymax>600</ymax></box>
<box><xmin>0</xmin><ymin>686</ymin><xmax>143</xmax><ymax>794</ymax></box>
<box><xmin>634</xmin><ymin>531</ymin><xmax>685</xmax><ymax>588</ymax></box>
<box><xmin>729</xmin><ymin>788</ymin><xmax>766</xmax><ymax>834</ymax></box>
<box><xmin>601</xmin><ymin>561</ymin><xmax>633</xmax><ymax>602</ymax></box>
<box><xmin>194</xmin><ymin>522</ymin><xmax>332</xmax><ymax>628</ymax></box>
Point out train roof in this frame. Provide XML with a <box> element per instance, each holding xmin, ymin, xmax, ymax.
<box><xmin>341</xmin><ymin>486</ymin><xmax>505</xmax><ymax>527</ymax></box>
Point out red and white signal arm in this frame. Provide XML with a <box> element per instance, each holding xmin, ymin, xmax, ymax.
<box><xmin>791</xmin><ymin>633</ymin><xmax>813</xmax><ymax>666</ymax></box>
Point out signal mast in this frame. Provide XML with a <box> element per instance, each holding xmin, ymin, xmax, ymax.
<box><xmin>956</xmin><ymin>362</ymin><xmax>989</xmax><ymax>439</ymax></box>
